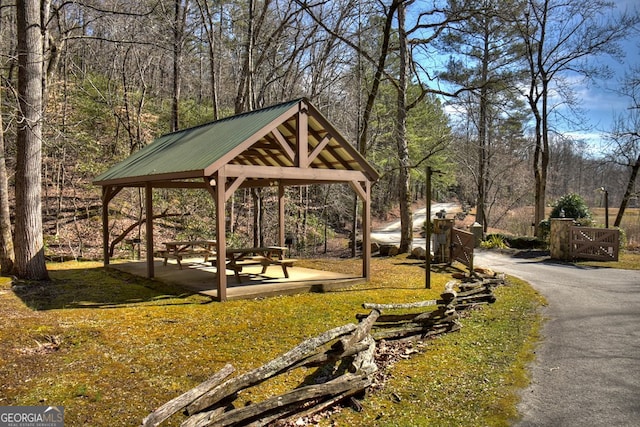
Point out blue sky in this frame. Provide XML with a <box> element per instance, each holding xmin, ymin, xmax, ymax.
<box><xmin>543</xmin><ymin>0</ymin><xmax>640</xmax><ymax>152</ymax></box>
<box><xmin>423</xmin><ymin>0</ymin><xmax>639</xmax><ymax>156</ymax></box>
<box><xmin>564</xmin><ymin>34</ymin><xmax>639</xmax><ymax>149</ymax></box>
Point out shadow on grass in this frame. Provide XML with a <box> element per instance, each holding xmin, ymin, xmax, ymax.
<box><xmin>396</xmin><ymin>259</ymin><xmax>468</xmax><ymax>275</ymax></box>
<box><xmin>12</xmin><ymin>265</ymin><xmax>213</xmax><ymax>310</ymax></box>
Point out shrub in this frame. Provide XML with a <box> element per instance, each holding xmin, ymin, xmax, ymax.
<box><xmin>549</xmin><ymin>193</ymin><xmax>592</xmax><ymax>225</ymax></box>
<box><xmin>617</xmin><ymin>227</ymin><xmax>628</xmax><ymax>250</ymax></box>
<box><xmin>481</xmin><ymin>234</ymin><xmax>508</xmax><ymax>249</ymax></box>
<box><xmin>482</xmin><ymin>234</ymin><xmax>546</xmax><ymax>250</ymax></box>
<box><xmin>505</xmin><ymin>236</ymin><xmax>547</xmax><ymax>249</ymax></box>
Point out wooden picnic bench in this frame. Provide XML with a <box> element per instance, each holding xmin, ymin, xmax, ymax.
<box><xmin>155</xmin><ymin>240</ymin><xmax>217</xmax><ymax>269</ymax></box>
<box><xmin>224</xmin><ymin>246</ymin><xmax>297</xmax><ymax>283</ymax></box>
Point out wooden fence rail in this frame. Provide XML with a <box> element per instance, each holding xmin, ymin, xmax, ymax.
<box><xmin>142</xmin><ymin>273</ymin><xmax>505</xmax><ymax>427</ymax></box>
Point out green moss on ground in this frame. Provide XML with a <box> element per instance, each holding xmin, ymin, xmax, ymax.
<box><xmin>0</xmin><ymin>257</ymin><xmax>544</xmax><ymax>426</ymax></box>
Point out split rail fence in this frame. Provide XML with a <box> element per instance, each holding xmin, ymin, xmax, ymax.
<box><xmin>142</xmin><ymin>272</ymin><xmax>505</xmax><ymax>427</ymax></box>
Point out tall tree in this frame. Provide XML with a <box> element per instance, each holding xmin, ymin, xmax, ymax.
<box><xmin>514</xmin><ymin>0</ymin><xmax>639</xmax><ymax>237</ymax></box>
<box><xmin>0</xmin><ymin>2</ymin><xmax>16</xmax><ymax>275</ymax></box>
<box><xmin>391</xmin><ymin>0</ymin><xmax>473</xmax><ymax>252</ymax></box>
<box><xmin>195</xmin><ymin>0</ymin><xmax>223</xmax><ymax>120</ymax></box>
<box><xmin>14</xmin><ymin>0</ymin><xmax>48</xmax><ymax>280</ymax></box>
<box><xmin>439</xmin><ymin>0</ymin><xmax>525</xmax><ymax>232</ymax></box>
<box><xmin>395</xmin><ymin>0</ymin><xmax>412</xmax><ymax>253</ymax></box>
<box><xmin>0</xmin><ymin>86</ymin><xmax>14</xmax><ymax>274</ymax></box>
<box><xmin>235</xmin><ymin>0</ymin><xmax>256</xmax><ymax>113</ymax></box>
<box><xmin>171</xmin><ymin>0</ymin><xmax>190</xmax><ymax>131</ymax></box>
<box><xmin>607</xmin><ymin>66</ymin><xmax>640</xmax><ymax>228</ymax></box>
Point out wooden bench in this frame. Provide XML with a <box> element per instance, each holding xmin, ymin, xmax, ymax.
<box><xmin>260</xmin><ymin>258</ymin><xmax>297</xmax><ymax>278</ymax></box>
<box><xmin>225</xmin><ymin>256</ymin><xmax>267</xmax><ymax>283</ymax></box>
<box><xmin>224</xmin><ymin>247</ymin><xmax>296</xmax><ymax>283</ymax></box>
<box><xmin>226</xmin><ymin>257</ymin><xmax>297</xmax><ymax>283</ymax></box>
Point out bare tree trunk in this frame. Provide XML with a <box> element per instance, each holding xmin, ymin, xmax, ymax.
<box><xmin>476</xmin><ymin>18</ymin><xmax>490</xmax><ymax>232</ymax></box>
<box><xmin>357</xmin><ymin>0</ymin><xmax>399</xmax><ymax>155</ymax></box>
<box><xmin>396</xmin><ymin>1</ymin><xmax>412</xmax><ymax>253</ymax></box>
<box><xmin>527</xmin><ymin>1</ymin><xmax>549</xmax><ymax>239</ymax></box>
<box><xmin>0</xmin><ymin>89</ymin><xmax>15</xmax><ymax>275</ymax></box>
<box><xmin>235</xmin><ymin>0</ymin><xmax>255</xmax><ymax>113</ymax></box>
<box><xmin>534</xmin><ymin>77</ymin><xmax>550</xmax><ymax>236</ymax></box>
<box><xmin>322</xmin><ymin>187</ymin><xmax>330</xmax><ymax>254</ymax></box>
<box><xmin>303</xmin><ymin>186</ymin><xmax>309</xmax><ymax>251</ymax></box>
<box><xmin>14</xmin><ymin>0</ymin><xmax>49</xmax><ymax>280</ymax></box>
<box><xmin>614</xmin><ymin>153</ymin><xmax>640</xmax><ymax>227</ymax></box>
<box><xmin>195</xmin><ymin>0</ymin><xmax>221</xmax><ymax>119</ymax></box>
<box><xmin>172</xmin><ymin>0</ymin><xmax>189</xmax><ymax>132</ymax></box>
<box><xmin>351</xmin><ymin>0</ymin><xmax>399</xmax><ymax>258</ymax></box>
<box><xmin>516</xmin><ymin>0</ymin><xmax>633</xmax><ymax>236</ymax></box>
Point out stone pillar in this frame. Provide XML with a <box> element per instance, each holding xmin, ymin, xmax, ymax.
<box><xmin>550</xmin><ymin>218</ymin><xmax>574</xmax><ymax>260</ymax></box>
<box><xmin>434</xmin><ymin>218</ymin><xmax>454</xmax><ymax>263</ymax></box>
<box><xmin>469</xmin><ymin>222</ymin><xmax>483</xmax><ymax>247</ymax></box>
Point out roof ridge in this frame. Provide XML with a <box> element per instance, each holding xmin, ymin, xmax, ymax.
<box><xmin>159</xmin><ymin>98</ymin><xmax>306</xmax><ymax>138</ymax></box>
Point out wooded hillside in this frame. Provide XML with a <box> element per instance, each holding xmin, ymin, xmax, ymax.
<box><xmin>1</xmin><ymin>0</ymin><xmax>638</xmax><ymax>270</ymax></box>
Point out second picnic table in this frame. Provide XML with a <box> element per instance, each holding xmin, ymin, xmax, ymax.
<box><xmin>224</xmin><ymin>246</ymin><xmax>296</xmax><ymax>282</ymax></box>
<box><xmin>157</xmin><ymin>240</ymin><xmax>217</xmax><ymax>269</ymax></box>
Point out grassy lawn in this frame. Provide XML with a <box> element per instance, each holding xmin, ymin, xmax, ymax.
<box><xmin>0</xmin><ymin>256</ymin><xmax>544</xmax><ymax>426</ymax></box>
<box><xmin>576</xmin><ymin>251</ymin><xmax>640</xmax><ymax>270</ymax></box>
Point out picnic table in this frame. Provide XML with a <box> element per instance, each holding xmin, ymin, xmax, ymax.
<box><xmin>224</xmin><ymin>246</ymin><xmax>296</xmax><ymax>283</ymax></box>
<box><xmin>155</xmin><ymin>240</ymin><xmax>217</xmax><ymax>269</ymax></box>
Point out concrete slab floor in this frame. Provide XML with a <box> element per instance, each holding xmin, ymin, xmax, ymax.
<box><xmin>110</xmin><ymin>259</ymin><xmax>365</xmax><ymax>300</ymax></box>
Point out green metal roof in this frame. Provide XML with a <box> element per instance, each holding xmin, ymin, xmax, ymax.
<box><xmin>93</xmin><ymin>98</ymin><xmax>379</xmax><ymax>187</ymax></box>
<box><xmin>94</xmin><ymin>99</ymin><xmax>301</xmax><ymax>184</ymax></box>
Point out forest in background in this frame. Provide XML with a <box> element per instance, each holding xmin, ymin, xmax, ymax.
<box><xmin>1</xmin><ymin>0</ymin><xmax>639</xmax><ymax>271</ymax></box>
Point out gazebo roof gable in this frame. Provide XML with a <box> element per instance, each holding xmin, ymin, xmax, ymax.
<box><xmin>93</xmin><ymin>98</ymin><xmax>378</xmax><ymax>187</ymax></box>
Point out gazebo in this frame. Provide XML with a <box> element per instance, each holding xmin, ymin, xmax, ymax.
<box><xmin>93</xmin><ymin>98</ymin><xmax>379</xmax><ymax>301</ymax></box>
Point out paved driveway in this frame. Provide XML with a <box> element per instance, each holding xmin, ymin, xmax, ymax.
<box><xmin>370</xmin><ymin>203</ymin><xmax>459</xmax><ymax>247</ymax></box>
<box><xmin>473</xmin><ymin>250</ymin><xmax>640</xmax><ymax>426</ymax></box>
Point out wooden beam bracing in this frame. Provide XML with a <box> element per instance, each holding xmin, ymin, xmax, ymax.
<box><xmin>271</xmin><ymin>127</ymin><xmax>296</xmax><ymax>163</ymax></box>
<box><xmin>225</xmin><ymin>175</ymin><xmax>247</xmax><ymax>200</ymax></box>
<box><xmin>224</xmin><ymin>164</ymin><xmax>367</xmax><ymax>182</ymax></box>
<box><xmin>307</xmin><ymin>134</ymin><xmax>332</xmax><ymax>167</ymax></box>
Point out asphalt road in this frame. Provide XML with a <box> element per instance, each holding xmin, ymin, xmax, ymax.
<box><xmin>473</xmin><ymin>250</ymin><xmax>640</xmax><ymax>427</ymax></box>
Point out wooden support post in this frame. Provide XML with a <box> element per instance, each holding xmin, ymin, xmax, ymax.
<box><xmin>145</xmin><ymin>182</ymin><xmax>154</xmax><ymax>278</ymax></box>
<box><xmin>362</xmin><ymin>180</ymin><xmax>371</xmax><ymax>280</ymax></box>
<box><xmin>214</xmin><ymin>169</ymin><xmax>227</xmax><ymax>302</ymax></box>
<box><xmin>279</xmin><ymin>183</ymin><xmax>285</xmax><ymax>247</ymax></box>
<box><xmin>101</xmin><ymin>186</ymin><xmax>122</xmax><ymax>268</ymax></box>
<box><xmin>349</xmin><ymin>180</ymin><xmax>371</xmax><ymax>281</ymax></box>
<box><xmin>297</xmin><ymin>104</ymin><xmax>308</xmax><ymax>167</ymax></box>
<box><xmin>102</xmin><ymin>187</ymin><xmax>110</xmax><ymax>267</ymax></box>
